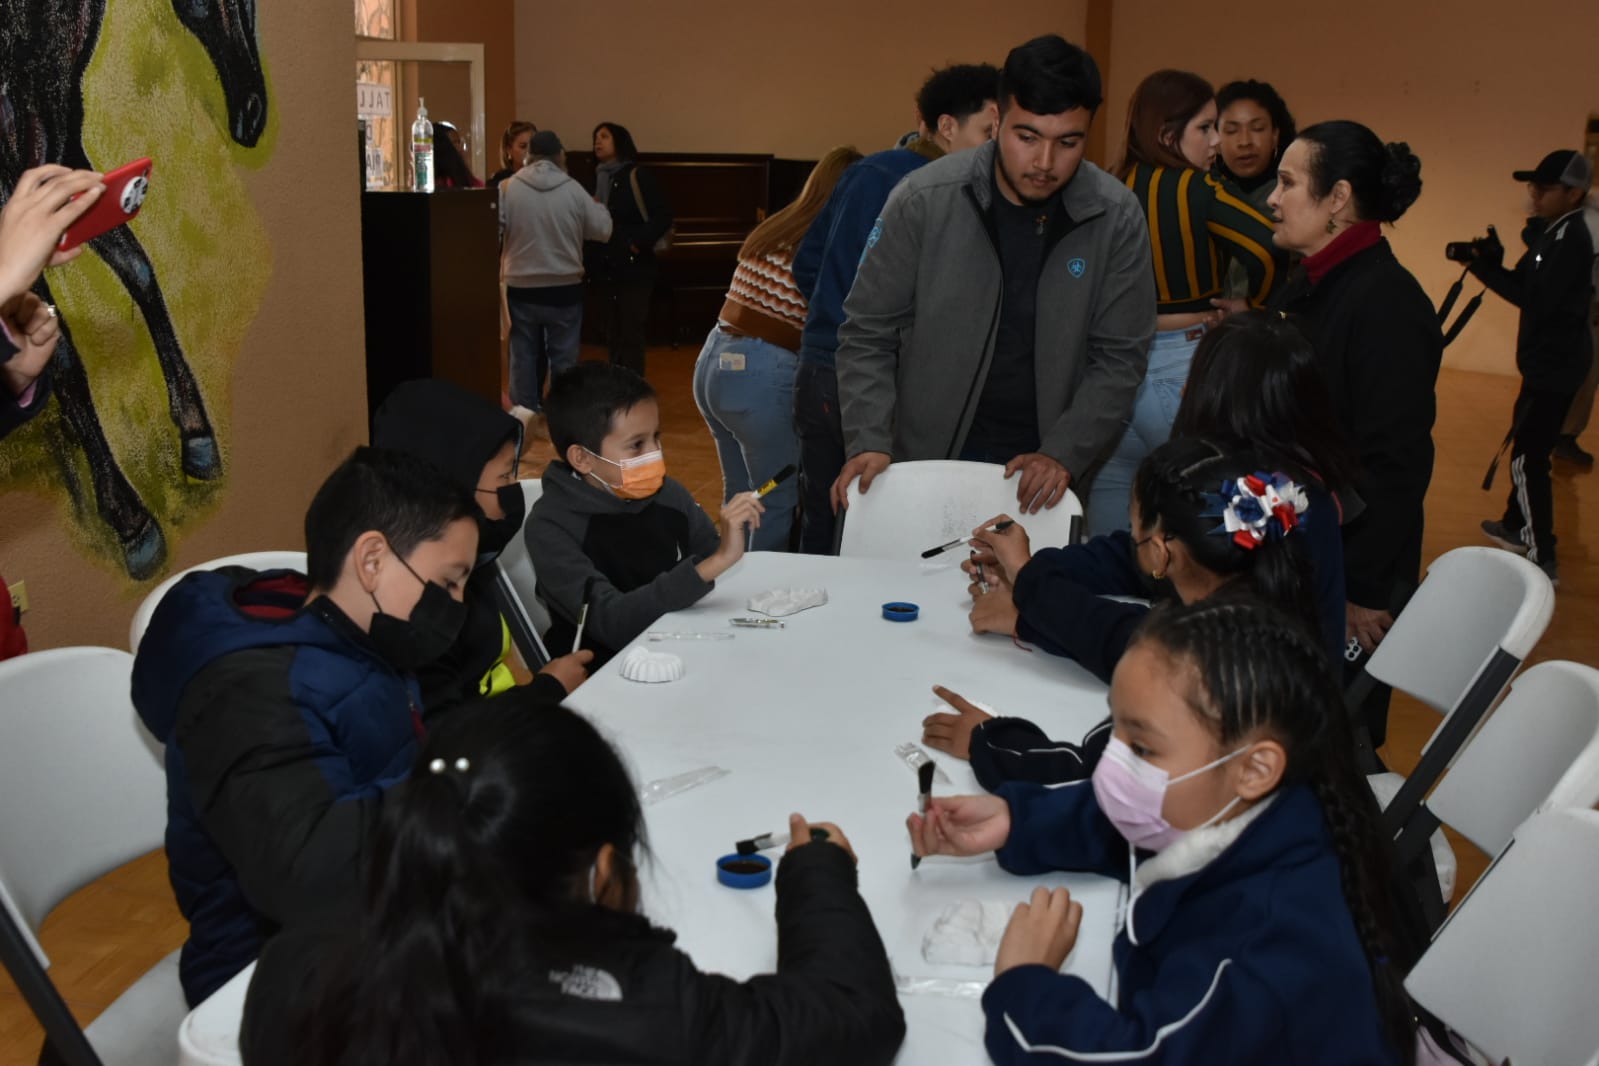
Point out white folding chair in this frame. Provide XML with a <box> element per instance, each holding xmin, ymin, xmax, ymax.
<box><xmin>129</xmin><ymin>551</ymin><xmax>308</xmax><ymax>653</ymax></box>
<box><xmin>1407</xmin><ymin>808</ymin><xmax>1599</xmax><ymax>1066</ymax></box>
<box><xmin>492</xmin><ymin>479</ymin><xmax>553</xmax><ymax>667</ymax></box>
<box><xmin>837</xmin><ymin>460</ymin><xmax>1083</xmax><ymax>560</ymax></box>
<box><xmin>0</xmin><ymin>647</ymin><xmax>184</xmax><ymax>1066</ymax></box>
<box><xmin>176</xmin><ymin>960</ymin><xmax>253</xmax><ymax>1066</ymax></box>
<box><xmin>1357</xmin><ymin>547</ymin><xmax>1553</xmax><ymax>819</ymax></box>
<box><xmin>1391</xmin><ymin>660</ymin><xmax>1599</xmax><ymax>908</ymax></box>
<box><xmin>1353</xmin><ymin>548</ymin><xmax>1553</xmax><ymax>925</ymax></box>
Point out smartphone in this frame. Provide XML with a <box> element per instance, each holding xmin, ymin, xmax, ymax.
<box><xmin>58</xmin><ymin>157</ymin><xmax>153</xmax><ymax>251</ymax></box>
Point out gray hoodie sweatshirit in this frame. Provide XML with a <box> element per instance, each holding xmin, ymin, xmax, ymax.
<box><xmin>836</xmin><ymin>141</ymin><xmax>1157</xmax><ymax>478</ymax></box>
<box><xmin>500</xmin><ymin>159</ymin><xmax>614</xmax><ymax>289</ymax></box>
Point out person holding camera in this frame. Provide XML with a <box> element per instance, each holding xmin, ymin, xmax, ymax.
<box><xmin>1471</xmin><ymin>150</ymin><xmax>1595</xmax><ymax>584</ymax></box>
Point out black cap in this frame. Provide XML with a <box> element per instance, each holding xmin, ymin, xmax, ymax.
<box><xmin>1512</xmin><ymin>149</ymin><xmax>1593</xmax><ymax>188</ymax></box>
<box><xmin>528</xmin><ymin>130</ymin><xmax>564</xmax><ymax>159</ymax></box>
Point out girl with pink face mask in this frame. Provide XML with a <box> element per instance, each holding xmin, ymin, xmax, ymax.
<box><xmin>908</xmin><ymin>599</ymin><xmax>1425</xmax><ymax>1066</ymax></box>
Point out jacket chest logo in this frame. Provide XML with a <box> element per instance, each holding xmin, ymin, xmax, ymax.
<box><xmin>1067</xmin><ymin>257</ymin><xmax>1087</xmax><ymax>278</ymax></box>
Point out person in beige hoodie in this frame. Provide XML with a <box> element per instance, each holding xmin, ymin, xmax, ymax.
<box><xmin>500</xmin><ymin>130</ymin><xmax>613</xmax><ymax>432</ymax></box>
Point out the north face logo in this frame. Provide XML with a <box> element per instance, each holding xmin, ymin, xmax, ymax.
<box><xmin>1068</xmin><ymin>258</ymin><xmax>1087</xmax><ymax>278</ymax></box>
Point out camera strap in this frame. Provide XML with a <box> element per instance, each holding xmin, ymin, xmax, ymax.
<box><xmin>1438</xmin><ymin>265</ymin><xmax>1487</xmax><ymax>348</ymax></box>
<box><xmin>1481</xmin><ymin>397</ymin><xmax>1532</xmax><ymax>491</ymax></box>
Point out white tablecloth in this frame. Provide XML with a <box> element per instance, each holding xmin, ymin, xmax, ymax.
<box><xmin>176</xmin><ymin>552</ymin><xmax>1122</xmax><ymax>1066</ymax></box>
<box><xmin>567</xmin><ymin>552</ymin><xmax>1121</xmax><ymax>1065</ymax></box>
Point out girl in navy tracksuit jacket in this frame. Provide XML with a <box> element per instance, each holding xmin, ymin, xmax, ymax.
<box><xmin>909</xmin><ymin>599</ymin><xmax>1419</xmax><ymax>1065</ymax></box>
<box><xmin>932</xmin><ymin>437</ymin><xmax>1343</xmax><ymax>792</ymax></box>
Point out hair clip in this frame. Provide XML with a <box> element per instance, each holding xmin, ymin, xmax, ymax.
<box><xmin>454</xmin><ymin>757</ymin><xmax>470</xmax><ymax>773</ymax></box>
<box><xmin>429</xmin><ymin>758</ymin><xmax>447</xmax><ymax>774</ymax></box>
<box><xmin>1200</xmin><ymin>472</ymin><xmax>1309</xmax><ymax>550</ymax></box>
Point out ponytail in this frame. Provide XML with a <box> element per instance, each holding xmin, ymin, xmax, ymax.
<box><xmin>1134</xmin><ymin>600</ymin><xmax>1420</xmax><ymax>1065</ymax></box>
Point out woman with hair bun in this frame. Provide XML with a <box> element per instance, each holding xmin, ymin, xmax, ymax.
<box><xmin>1264</xmin><ymin>120</ymin><xmax>1443</xmax><ymax>749</ymax></box>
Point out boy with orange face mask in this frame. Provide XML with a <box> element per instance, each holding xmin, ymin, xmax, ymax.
<box><xmin>528</xmin><ymin>363</ymin><xmax>763</xmax><ymax>664</ymax></box>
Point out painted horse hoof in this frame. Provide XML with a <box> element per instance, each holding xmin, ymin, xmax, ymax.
<box><xmin>182</xmin><ymin>433</ymin><xmax>224</xmax><ymax>480</ymax></box>
<box><xmin>122</xmin><ymin>517</ymin><xmax>168</xmax><ymax>582</ymax></box>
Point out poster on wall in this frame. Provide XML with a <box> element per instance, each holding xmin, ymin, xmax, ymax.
<box><xmin>0</xmin><ymin>0</ymin><xmax>275</xmax><ymax>581</ymax></box>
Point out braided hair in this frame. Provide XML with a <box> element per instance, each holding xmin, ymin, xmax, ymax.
<box><xmin>1133</xmin><ymin>599</ymin><xmax>1419</xmax><ymax>1064</ymax></box>
<box><xmin>1133</xmin><ymin>437</ymin><xmax>1321</xmax><ymax>643</ymax></box>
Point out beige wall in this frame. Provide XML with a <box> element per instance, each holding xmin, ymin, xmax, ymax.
<box><xmin>514</xmin><ymin>0</ymin><xmax>1090</xmax><ymax>158</ymax></box>
<box><xmin>0</xmin><ymin>0</ymin><xmax>368</xmax><ymax>650</ymax></box>
<box><xmin>410</xmin><ymin>0</ymin><xmax>518</xmax><ymax>175</ymax></box>
<box><xmin>1103</xmin><ymin>1</ymin><xmax>1599</xmax><ymax>377</ymax></box>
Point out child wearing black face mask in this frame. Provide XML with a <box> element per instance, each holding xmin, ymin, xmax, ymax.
<box><xmin>372</xmin><ymin>378</ymin><xmax>593</xmax><ymax>714</ymax></box>
<box><xmin>132</xmin><ymin>446</ymin><xmax>483</xmax><ymax>1007</ymax></box>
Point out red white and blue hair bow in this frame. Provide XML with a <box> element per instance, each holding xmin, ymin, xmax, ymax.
<box><xmin>1203</xmin><ymin>473</ymin><xmax>1309</xmax><ymax>550</ymax></box>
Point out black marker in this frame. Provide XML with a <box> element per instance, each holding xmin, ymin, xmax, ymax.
<box><xmin>921</xmin><ymin>519</ymin><xmax>1015</xmax><ymax>559</ymax></box>
<box><xmin>572</xmin><ymin>576</ymin><xmax>595</xmax><ymax>655</ymax></box>
<box><xmin>911</xmin><ymin>760</ymin><xmax>935</xmax><ymax>870</ymax></box>
<box><xmin>754</xmin><ymin>464</ymin><xmax>797</xmax><ymax>499</ymax></box>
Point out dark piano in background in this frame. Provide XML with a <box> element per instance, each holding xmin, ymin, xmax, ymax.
<box><xmin>566</xmin><ymin>151</ymin><xmax>817</xmax><ymax>349</ymax></box>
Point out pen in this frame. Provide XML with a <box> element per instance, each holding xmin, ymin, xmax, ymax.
<box><xmin>730</xmin><ymin>617</ymin><xmax>784</xmax><ymax>628</ymax></box>
<box><xmin>754</xmin><ymin>464</ymin><xmax>797</xmax><ymax>499</ymax></box>
<box><xmin>911</xmin><ymin>760</ymin><xmax>935</xmax><ymax>870</ymax></box>
<box><xmin>572</xmin><ymin>576</ymin><xmax>594</xmax><ymax>655</ymax></box>
<box><xmin>971</xmin><ymin>550</ymin><xmax>990</xmax><ymax>594</ymax></box>
<box><xmin>921</xmin><ymin>519</ymin><xmax>1015</xmax><ymax>559</ymax></box>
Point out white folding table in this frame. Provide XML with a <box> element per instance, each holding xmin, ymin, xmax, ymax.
<box><xmin>175</xmin><ymin>551</ymin><xmax>1122</xmax><ymax>1065</ymax></box>
<box><xmin>567</xmin><ymin>551</ymin><xmax>1122</xmax><ymax>1065</ymax></box>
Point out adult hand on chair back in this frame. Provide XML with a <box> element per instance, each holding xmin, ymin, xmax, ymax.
<box><xmin>1003</xmin><ymin>453</ymin><xmax>1070</xmax><ymax>514</ymax></box>
<box><xmin>831</xmin><ymin>451</ymin><xmax>891</xmax><ymax>513</ymax></box>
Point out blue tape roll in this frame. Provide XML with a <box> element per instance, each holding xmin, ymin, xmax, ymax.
<box><xmin>716</xmin><ymin>852</ymin><xmax>773</xmax><ymax>889</ymax></box>
<box><xmin>882</xmin><ymin>601</ymin><xmax>920</xmax><ymax>622</ymax></box>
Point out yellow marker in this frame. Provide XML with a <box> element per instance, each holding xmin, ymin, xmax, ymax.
<box><xmin>754</xmin><ymin>464</ymin><xmax>797</xmax><ymax>498</ymax></box>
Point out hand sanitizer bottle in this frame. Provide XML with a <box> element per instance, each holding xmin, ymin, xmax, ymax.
<box><xmin>411</xmin><ymin>97</ymin><xmax>434</xmax><ymax>193</ymax></box>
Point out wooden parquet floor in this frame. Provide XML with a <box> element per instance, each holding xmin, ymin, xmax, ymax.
<box><xmin>3</xmin><ymin>346</ymin><xmax>1593</xmax><ymax>1062</ymax></box>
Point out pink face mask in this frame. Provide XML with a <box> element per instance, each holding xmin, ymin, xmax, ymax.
<box><xmin>1091</xmin><ymin>735</ymin><xmax>1247</xmax><ymax>852</ymax></box>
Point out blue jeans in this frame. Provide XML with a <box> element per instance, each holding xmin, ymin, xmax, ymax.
<box><xmin>507</xmin><ymin>299</ymin><xmax>583</xmax><ymax>412</ymax></box>
<box><xmin>1085</xmin><ymin>326</ymin><xmax>1204</xmax><ymax>535</ymax></box>
<box><xmin>692</xmin><ymin>325</ymin><xmax>801</xmax><ymax>552</ymax></box>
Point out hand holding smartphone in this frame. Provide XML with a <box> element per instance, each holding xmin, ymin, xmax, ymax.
<box><xmin>57</xmin><ymin>157</ymin><xmax>152</xmax><ymax>251</ymax></box>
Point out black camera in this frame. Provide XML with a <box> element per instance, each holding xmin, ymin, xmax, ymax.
<box><xmin>1445</xmin><ymin>225</ymin><xmax>1498</xmax><ymax>263</ymax></box>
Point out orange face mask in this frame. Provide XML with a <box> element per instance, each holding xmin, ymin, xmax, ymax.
<box><xmin>586</xmin><ymin>448</ymin><xmax>666</xmax><ymax>500</ymax></box>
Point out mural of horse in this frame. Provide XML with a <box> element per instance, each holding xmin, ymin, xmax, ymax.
<box><xmin>0</xmin><ymin>0</ymin><xmax>269</xmax><ymax>580</ymax></box>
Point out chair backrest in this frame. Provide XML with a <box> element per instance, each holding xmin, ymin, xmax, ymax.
<box><xmin>838</xmin><ymin>460</ymin><xmax>1083</xmax><ymax>560</ymax></box>
<box><xmin>1426</xmin><ymin>660</ymin><xmax>1599</xmax><ymax>857</ymax></box>
<box><xmin>494</xmin><ymin>479</ymin><xmax>552</xmax><ymax>641</ymax></box>
<box><xmin>1366</xmin><ymin>547</ymin><xmax>1553</xmax><ymax>718</ymax></box>
<box><xmin>0</xmin><ymin>648</ymin><xmax>166</xmax><ymax>963</ymax></box>
<box><xmin>129</xmin><ymin>551</ymin><xmax>308</xmax><ymax>653</ymax></box>
<box><xmin>1406</xmin><ymin>808</ymin><xmax>1599</xmax><ymax>1066</ymax></box>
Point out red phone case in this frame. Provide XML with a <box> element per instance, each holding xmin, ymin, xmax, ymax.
<box><xmin>58</xmin><ymin>157</ymin><xmax>153</xmax><ymax>251</ymax></box>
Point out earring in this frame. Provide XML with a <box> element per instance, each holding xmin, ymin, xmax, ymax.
<box><xmin>1151</xmin><ymin>568</ymin><xmax>1166</xmax><ymax>581</ymax></box>
<box><xmin>1325</xmin><ymin>216</ymin><xmax>1338</xmax><ymax>234</ymax></box>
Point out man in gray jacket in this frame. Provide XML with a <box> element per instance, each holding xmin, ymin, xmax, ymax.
<box><xmin>500</xmin><ymin>130</ymin><xmax>613</xmax><ymax>432</ymax></box>
<box><xmin>832</xmin><ymin>35</ymin><xmax>1155</xmax><ymax>519</ymax></box>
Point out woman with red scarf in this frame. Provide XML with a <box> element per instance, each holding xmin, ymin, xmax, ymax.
<box><xmin>1264</xmin><ymin>120</ymin><xmax>1442</xmax><ymax>748</ymax></box>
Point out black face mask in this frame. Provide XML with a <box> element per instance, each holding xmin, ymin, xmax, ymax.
<box><xmin>475</xmin><ymin>483</ymin><xmax>526</xmax><ymax>560</ymax></box>
<box><xmin>368</xmin><ymin>553</ymin><xmax>467</xmax><ymax>671</ymax></box>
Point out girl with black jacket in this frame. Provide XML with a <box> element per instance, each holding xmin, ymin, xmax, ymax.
<box><xmin>586</xmin><ymin>122</ymin><xmax>673</xmax><ymax>377</ymax></box>
<box><xmin>242</xmin><ymin>693</ymin><xmax>905</xmax><ymax>1066</ymax></box>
